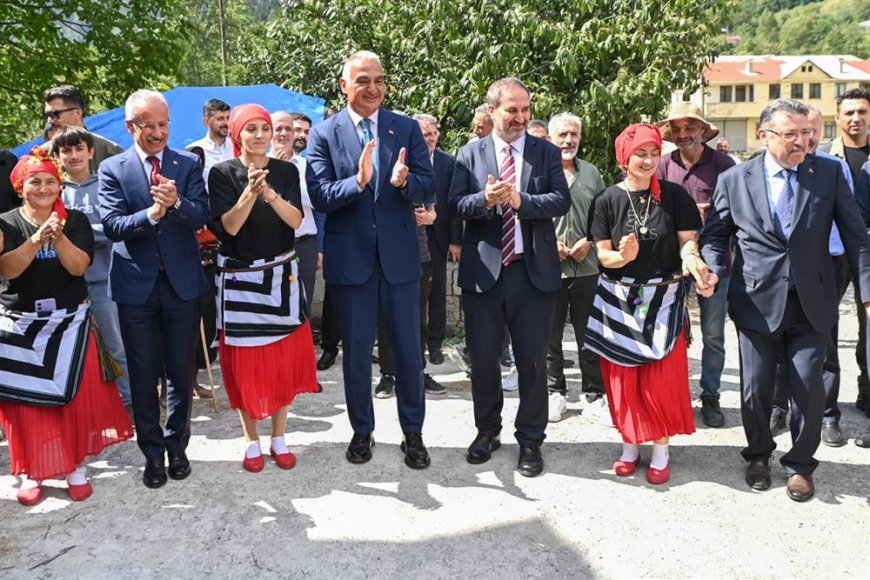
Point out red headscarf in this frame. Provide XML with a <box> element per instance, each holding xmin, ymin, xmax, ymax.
<box><xmin>10</xmin><ymin>145</ymin><xmax>68</xmax><ymax>223</ymax></box>
<box><xmin>614</xmin><ymin>123</ymin><xmax>663</xmax><ymax>201</ymax></box>
<box><xmin>228</xmin><ymin>104</ymin><xmax>272</xmax><ymax>158</ymax></box>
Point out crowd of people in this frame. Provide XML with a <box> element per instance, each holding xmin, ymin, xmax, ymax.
<box><xmin>1</xmin><ymin>50</ymin><xmax>869</xmax><ymax>507</ymax></box>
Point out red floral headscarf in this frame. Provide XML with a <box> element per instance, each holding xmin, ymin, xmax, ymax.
<box><xmin>614</xmin><ymin>123</ymin><xmax>663</xmax><ymax>201</ymax></box>
<box><xmin>228</xmin><ymin>104</ymin><xmax>272</xmax><ymax>158</ymax></box>
<box><xmin>10</xmin><ymin>146</ymin><xmax>68</xmax><ymax>223</ymax></box>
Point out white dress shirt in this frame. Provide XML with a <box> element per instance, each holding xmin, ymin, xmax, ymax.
<box><xmin>289</xmin><ymin>155</ymin><xmax>317</xmax><ymax>237</ymax></box>
<box><xmin>347</xmin><ymin>108</ymin><xmax>379</xmax><ymax>192</ymax></box>
<box><xmin>134</xmin><ymin>144</ymin><xmax>164</xmax><ymax>225</ymax></box>
<box><xmin>187</xmin><ymin>135</ymin><xmax>233</xmax><ymax>188</ymax></box>
<box><xmin>490</xmin><ymin>132</ymin><xmax>525</xmax><ymax>255</ymax></box>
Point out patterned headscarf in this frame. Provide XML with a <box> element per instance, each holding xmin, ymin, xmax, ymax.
<box><xmin>10</xmin><ymin>146</ymin><xmax>68</xmax><ymax>222</ymax></box>
<box><xmin>614</xmin><ymin>123</ymin><xmax>663</xmax><ymax>200</ymax></box>
<box><xmin>228</xmin><ymin>104</ymin><xmax>272</xmax><ymax>158</ymax></box>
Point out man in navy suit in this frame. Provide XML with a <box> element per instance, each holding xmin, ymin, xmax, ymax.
<box><xmin>98</xmin><ymin>90</ymin><xmax>209</xmax><ymax>489</ymax></box>
<box><xmin>306</xmin><ymin>51</ymin><xmax>435</xmax><ymax>468</ymax></box>
<box><xmin>412</xmin><ymin>113</ymin><xmax>460</xmax><ymax>364</ymax></box>
<box><xmin>702</xmin><ymin>98</ymin><xmax>870</xmax><ymax>502</ymax></box>
<box><xmin>449</xmin><ymin>78</ymin><xmax>570</xmax><ymax>477</ymax></box>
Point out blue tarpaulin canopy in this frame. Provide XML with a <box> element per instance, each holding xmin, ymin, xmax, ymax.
<box><xmin>13</xmin><ymin>84</ymin><xmax>326</xmax><ymax>158</ymax></box>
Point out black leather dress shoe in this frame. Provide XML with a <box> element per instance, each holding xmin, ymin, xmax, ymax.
<box><xmin>143</xmin><ymin>455</ymin><xmax>168</xmax><ymax>489</ymax></box>
<box><xmin>466</xmin><ymin>432</ymin><xmax>501</xmax><ymax>464</ymax></box>
<box><xmin>346</xmin><ymin>434</ymin><xmax>374</xmax><ymax>464</ymax></box>
<box><xmin>821</xmin><ymin>421</ymin><xmax>846</xmax><ymax>447</ymax></box>
<box><xmin>317</xmin><ymin>351</ymin><xmax>337</xmax><ymax>371</ymax></box>
<box><xmin>167</xmin><ymin>450</ymin><xmax>192</xmax><ymax>480</ymax></box>
<box><xmin>517</xmin><ymin>443</ymin><xmax>543</xmax><ymax>477</ymax></box>
<box><xmin>745</xmin><ymin>458</ymin><xmax>771</xmax><ymax>491</ymax></box>
<box><xmin>429</xmin><ymin>350</ymin><xmax>444</xmax><ymax>365</ymax></box>
<box><xmin>786</xmin><ymin>473</ymin><xmax>814</xmax><ymax>502</ymax></box>
<box><xmin>400</xmin><ymin>432</ymin><xmax>431</xmax><ymax>469</ymax></box>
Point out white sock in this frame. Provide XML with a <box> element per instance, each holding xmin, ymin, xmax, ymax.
<box><xmin>271</xmin><ymin>436</ymin><xmax>288</xmax><ymax>454</ymax></box>
<box><xmin>619</xmin><ymin>443</ymin><xmax>639</xmax><ymax>462</ymax></box>
<box><xmin>20</xmin><ymin>475</ymin><xmax>40</xmax><ymax>490</ymax></box>
<box><xmin>66</xmin><ymin>466</ymin><xmax>87</xmax><ymax>486</ymax></box>
<box><xmin>245</xmin><ymin>441</ymin><xmax>262</xmax><ymax>458</ymax></box>
<box><xmin>650</xmin><ymin>443</ymin><xmax>669</xmax><ymax>470</ymax></box>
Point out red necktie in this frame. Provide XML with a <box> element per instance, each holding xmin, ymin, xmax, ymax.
<box><xmin>500</xmin><ymin>145</ymin><xmax>516</xmax><ymax>267</ymax></box>
<box><xmin>146</xmin><ymin>155</ymin><xmax>161</xmax><ymax>186</ymax></box>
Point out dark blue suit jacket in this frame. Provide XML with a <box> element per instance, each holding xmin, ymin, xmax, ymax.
<box><xmin>448</xmin><ymin>134</ymin><xmax>570</xmax><ymax>294</ymax></box>
<box><xmin>98</xmin><ymin>147</ymin><xmax>209</xmax><ymax>305</ymax></box>
<box><xmin>426</xmin><ymin>148</ymin><xmax>461</xmax><ymax>253</ymax></box>
<box><xmin>702</xmin><ymin>153</ymin><xmax>870</xmax><ymax>334</ymax></box>
<box><xmin>306</xmin><ymin>108</ymin><xmax>435</xmax><ymax>286</ymax></box>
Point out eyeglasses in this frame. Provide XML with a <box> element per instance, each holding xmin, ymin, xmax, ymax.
<box><xmin>131</xmin><ymin>120</ymin><xmax>170</xmax><ymax>132</ymax></box>
<box><xmin>43</xmin><ymin>107</ymin><xmax>80</xmax><ymax>120</ymax></box>
<box><xmin>764</xmin><ymin>128</ymin><xmax>815</xmax><ymax>142</ymax></box>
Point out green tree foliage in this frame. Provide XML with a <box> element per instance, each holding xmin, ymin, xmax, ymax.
<box><xmin>242</xmin><ymin>0</ymin><xmax>732</xmax><ymax>177</ymax></box>
<box><xmin>730</xmin><ymin>0</ymin><xmax>870</xmax><ymax>58</ymax></box>
<box><xmin>0</xmin><ymin>0</ymin><xmax>191</xmax><ymax>149</ymax></box>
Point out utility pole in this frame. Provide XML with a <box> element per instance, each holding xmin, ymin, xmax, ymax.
<box><xmin>218</xmin><ymin>0</ymin><xmax>228</xmax><ymax>86</ymax></box>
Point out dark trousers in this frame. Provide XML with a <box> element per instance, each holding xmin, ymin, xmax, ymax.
<box><xmin>331</xmin><ymin>260</ymin><xmax>424</xmax><ymax>434</ymax></box>
<box><xmin>379</xmin><ymin>261</ymin><xmax>433</xmax><ymax>374</ymax></box>
<box><xmin>853</xmin><ymin>266</ymin><xmax>870</xmax><ymax>397</ymax></box>
<box><xmin>463</xmin><ymin>260</ymin><xmax>555</xmax><ymax>445</ymax></box>
<box><xmin>118</xmin><ymin>272</ymin><xmax>201</xmax><ymax>458</ymax></box>
<box><xmin>196</xmin><ymin>263</ymin><xmax>217</xmax><ymax>370</ymax></box>
<box><xmin>426</xmin><ymin>237</ymin><xmax>448</xmax><ymax>353</ymax></box>
<box><xmin>320</xmin><ymin>283</ymin><xmax>341</xmax><ymax>354</ymax></box>
<box><xmin>774</xmin><ymin>254</ymin><xmax>849</xmax><ymax>420</ymax></box>
<box><xmin>295</xmin><ymin>235</ymin><xmax>317</xmax><ymax>318</ymax></box>
<box><xmin>737</xmin><ymin>291</ymin><xmax>827</xmax><ymax>476</ymax></box>
<box><xmin>547</xmin><ymin>275</ymin><xmax>603</xmax><ymax>395</ymax></box>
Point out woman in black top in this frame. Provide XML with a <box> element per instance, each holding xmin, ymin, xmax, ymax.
<box><xmin>586</xmin><ymin>124</ymin><xmax>716</xmax><ymax>485</ymax></box>
<box><xmin>0</xmin><ymin>147</ymin><xmax>132</xmax><ymax>505</ymax></box>
<box><xmin>209</xmin><ymin>104</ymin><xmax>318</xmax><ymax>473</ymax></box>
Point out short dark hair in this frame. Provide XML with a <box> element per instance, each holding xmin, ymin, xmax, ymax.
<box><xmin>528</xmin><ymin>119</ymin><xmax>548</xmax><ymax>132</ymax></box>
<box><xmin>51</xmin><ymin>125</ymin><xmax>95</xmax><ymax>151</ymax></box>
<box><xmin>203</xmin><ymin>98</ymin><xmax>230</xmax><ymax>117</ymax></box>
<box><xmin>289</xmin><ymin>112</ymin><xmax>313</xmax><ymax>126</ymax></box>
<box><xmin>836</xmin><ymin>87</ymin><xmax>870</xmax><ymax>110</ymax></box>
<box><xmin>486</xmin><ymin>78</ymin><xmax>530</xmax><ymax>108</ymax></box>
<box><xmin>43</xmin><ymin>85</ymin><xmax>86</xmax><ymax>112</ymax></box>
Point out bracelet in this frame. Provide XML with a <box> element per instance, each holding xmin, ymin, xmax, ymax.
<box><xmin>680</xmin><ymin>247</ymin><xmax>701</xmax><ymax>260</ymax></box>
<box><xmin>264</xmin><ymin>194</ymin><xmax>279</xmax><ymax>204</ymax></box>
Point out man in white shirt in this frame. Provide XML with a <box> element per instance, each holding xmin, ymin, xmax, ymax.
<box><xmin>186</xmin><ymin>99</ymin><xmax>232</xmax><ymax>188</ymax></box>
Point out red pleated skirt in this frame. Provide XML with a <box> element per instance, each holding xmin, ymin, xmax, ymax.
<box><xmin>0</xmin><ymin>333</ymin><xmax>134</xmax><ymax>480</ymax></box>
<box><xmin>219</xmin><ymin>320</ymin><xmax>319</xmax><ymax>420</ymax></box>
<box><xmin>600</xmin><ymin>330</ymin><xmax>695</xmax><ymax>444</ymax></box>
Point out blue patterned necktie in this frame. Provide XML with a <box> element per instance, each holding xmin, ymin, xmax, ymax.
<box><xmin>360</xmin><ymin>118</ymin><xmax>378</xmax><ymax>190</ymax></box>
<box><xmin>775</xmin><ymin>169</ymin><xmax>795</xmax><ymax>238</ymax></box>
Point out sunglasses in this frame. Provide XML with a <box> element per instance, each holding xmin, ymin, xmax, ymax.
<box><xmin>44</xmin><ymin>107</ymin><xmax>80</xmax><ymax>120</ymax></box>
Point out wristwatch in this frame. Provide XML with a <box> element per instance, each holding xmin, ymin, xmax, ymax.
<box><xmin>170</xmin><ymin>196</ymin><xmax>183</xmax><ymax>211</ymax></box>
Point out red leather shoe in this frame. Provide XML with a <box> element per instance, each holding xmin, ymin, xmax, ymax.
<box><xmin>17</xmin><ymin>485</ymin><xmax>43</xmax><ymax>506</ymax></box>
<box><xmin>270</xmin><ymin>448</ymin><xmax>297</xmax><ymax>470</ymax></box>
<box><xmin>613</xmin><ymin>458</ymin><xmax>640</xmax><ymax>476</ymax></box>
<box><xmin>646</xmin><ymin>463</ymin><xmax>671</xmax><ymax>484</ymax></box>
<box><xmin>67</xmin><ymin>481</ymin><xmax>93</xmax><ymax>502</ymax></box>
<box><xmin>242</xmin><ymin>454</ymin><xmax>265</xmax><ymax>473</ymax></box>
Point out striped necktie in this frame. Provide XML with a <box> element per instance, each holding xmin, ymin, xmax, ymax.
<box><xmin>500</xmin><ymin>145</ymin><xmax>516</xmax><ymax>266</ymax></box>
<box><xmin>360</xmin><ymin>118</ymin><xmax>378</xmax><ymax>190</ymax></box>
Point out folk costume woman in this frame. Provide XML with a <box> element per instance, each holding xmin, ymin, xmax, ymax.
<box><xmin>209</xmin><ymin>104</ymin><xmax>318</xmax><ymax>472</ymax></box>
<box><xmin>0</xmin><ymin>147</ymin><xmax>132</xmax><ymax>505</ymax></box>
<box><xmin>586</xmin><ymin>124</ymin><xmax>716</xmax><ymax>484</ymax></box>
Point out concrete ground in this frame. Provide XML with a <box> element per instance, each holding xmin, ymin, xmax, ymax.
<box><xmin>1</xmin><ymin>293</ymin><xmax>868</xmax><ymax>579</ymax></box>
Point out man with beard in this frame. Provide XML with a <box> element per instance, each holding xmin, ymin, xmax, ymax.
<box><xmin>449</xmin><ymin>77</ymin><xmax>570</xmax><ymax>476</ymax></box>
<box><xmin>819</xmin><ymin>88</ymin><xmax>870</xmax><ymax>417</ymax></box>
<box><xmin>468</xmin><ymin>105</ymin><xmax>494</xmax><ymax>143</ymax></box>
<box><xmin>292</xmin><ymin>113</ymin><xmax>312</xmax><ymax>155</ymax></box>
<box><xmin>544</xmin><ymin>112</ymin><xmax>605</xmax><ymax>423</ymax></box>
<box><xmin>186</xmin><ymin>99</ymin><xmax>232</xmax><ymax>187</ymax></box>
<box><xmin>656</xmin><ymin>103</ymin><xmax>735</xmax><ymax>428</ymax></box>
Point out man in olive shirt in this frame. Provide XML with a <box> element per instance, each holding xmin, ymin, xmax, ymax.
<box><xmin>43</xmin><ymin>85</ymin><xmax>122</xmax><ymax>172</ymax></box>
<box><xmin>545</xmin><ymin>113</ymin><xmax>605</xmax><ymax>422</ymax></box>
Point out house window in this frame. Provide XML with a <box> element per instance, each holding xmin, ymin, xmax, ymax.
<box><xmin>791</xmin><ymin>83</ymin><xmax>803</xmax><ymax>99</ymax></box>
<box><xmin>836</xmin><ymin>83</ymin><xmax>847</xmax><ymax>97</ymax></box>
<box><xmin>720</xmin><ymin>85</ymin><xmax>733</xmax><ymax>103</ymax></box>
<box><xmin>749</xmin><ymin>85</ymin><xmax>755</xmax><ymax>102</ymax></box>
<box><xmin>809</xmin><ymin>83</ymin><xmax>821</xmax><ymax>99</ymax></box>
<box><xmin>801</xmin><ymin>65</ymin><xmax>814</xmax><ymax>73</ymax></box>
<box><xmin>824</xmin><ymin>121</ymin><xmax>836</xmax><ymax>139</ymax></box>
<box><xmin>735</xmin><ymin>85</ymin><xmax>746</xmax><ymax>102</ymax></box>
<box><xmin>769</xmin><ymin>84</ymin><xmax>781</xmax><ymax>99</ymax></box>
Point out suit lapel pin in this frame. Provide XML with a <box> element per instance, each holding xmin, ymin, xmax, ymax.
<box><xmin>388</xmin><ymin>129</ymin><xmax>394</xmax><ymax>135</ymax></box>
<box><xmin>173</xmin><ymin>160</ymin><xmax>178</xmax><ymax>165</ymax></box>
<box><xmin>808</xmin><ymin>167</ymin><xmax>813</xmax><ymax>174</ymax></box>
